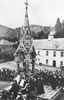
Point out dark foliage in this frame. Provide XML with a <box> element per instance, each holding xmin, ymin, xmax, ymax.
<box><xmin>6</xmin><ymin>37</ymin><xmax>19</xmax><ymax>42</ymax></box>
<box><xmin>0</xmin><ymin>53</ymin><xmax>14</xmax><ymax>62</ymax></box>
<box><xmin>54</xmin><ymin>29</ymin><xmax>64</xmax><ymax>38</ymax></box>
<box><xmin>32</xmin><ymin>30</ymin><xmax>49</xmax><ymax>39</ymax></box>
<box><xmin>13</xmin><ymin>41</ymin><xmax>19</xmax><ymax>48</ymax></box>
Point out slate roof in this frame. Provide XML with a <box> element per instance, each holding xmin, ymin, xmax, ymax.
<box><xmin>33</xmin><ymin>38</ymin><xmax>64</xmax><ymax>50</ymax></box>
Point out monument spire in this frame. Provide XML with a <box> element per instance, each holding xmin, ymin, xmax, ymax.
<box><xmin>24</xmin><ymin>0</ymin><xmax>30</xmax><ymax>28</ymax></box>
<box><xmin>14</xmin><ymin>0</ymin><xmax>36</xmax><ymax>77</ymax></box>
<box><xmin>25</xmin><ymin>0</ymin><xmax>28</xmax><ymax>17</ymax></box>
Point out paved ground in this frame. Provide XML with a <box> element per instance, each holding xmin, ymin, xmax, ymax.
<box><xmin>35</xmin><ymin>64</ymin><xmax>61</xmax><ymax>71</ymax></box>
<box><xmin>0</xmin><ymin>61</ymin><xmax>61</xmax><ymax>71</ymax></box>
<box><xmin>0</xmin><ymin>81</ymin><xmax>11</xmax><ymax>90</ymax></box>
<box><xmin>0</xmin><ymin>61</ymin><xmax>17</xmax><ymax>70</ymax></box>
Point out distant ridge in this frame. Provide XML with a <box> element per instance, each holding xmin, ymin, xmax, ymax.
<box><xmin>0</xmin><ymin>21</ymin><xmax>64</xmax><ymax>40</ymax></box>
<box><xmin>15</xmin><ymin>25</ymin><xmax>51</xmax><ymax>39</ymax></box>
<box><xmin>30</xmin><ymin>25</ymin><xmax>51</xmax><ymax>34</ymax></box>
<box><xmin>0</xmin><ymin>25</ymin><xmax>19</xmax><ymax>42</ymax></box>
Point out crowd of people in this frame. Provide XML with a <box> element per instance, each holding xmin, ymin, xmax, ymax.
<box><xmin>34</xmin><ymin>69</ymin><xmax>64</xmax><ymax>89</ymax></box>
<box><xmin>2</xmin><ymin>68</ymin><xmax>64</xmax><ymax>100</ymax></box>
<box><xmin>0</xmin><ymin>68</ymin><xmax>16</xmax><ymax>81</ymax></box>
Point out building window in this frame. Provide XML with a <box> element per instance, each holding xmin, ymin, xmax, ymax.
<box><xmin>38</xmin><ymin>51</ymin><xmax>40</xmax><ymax>55</ymax></box>
<box><xmin>61</xmin><ymin>52</ymin><xmax>64</xmax><ymax>57</ymax></box>
<box><xmin>46</xmin><ymin>59</ymin><xmax>48</xmax><ymax>64</ymax></box>
<box><xmin>46</xmin><ymin>51</ymin><xmax>48</xmax><ymax>56</ymax></box>
<box><xmin>60</xmin><ymin>61</ymin><xmax>63</xmax><ymax>67</ymax></box>
<box><xmin>53</xmin><ymin>51</ymin><xmax>56</xmax><ymax>57</ymax></box>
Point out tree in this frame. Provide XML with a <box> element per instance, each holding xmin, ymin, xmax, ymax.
<box><xmin>55</xmin><ymin>18</ymin><xmax>62</xmax><ymax>32</ymax></box>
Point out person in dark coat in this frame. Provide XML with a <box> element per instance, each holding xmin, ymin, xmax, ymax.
<box><xmin>28</xmin><ymin>78</ymin><xmax>37</xmax><ymax>99</ymax></box>
<box><xmin>9</xmin><ymin>80</ymin><xmax>20</xmax><ymax>98</ymax></box>
<box><xmin>36</xmin><ymin>77</ymin><xmax>45</xmax><ymax>94</ymax></box>
<box><xmin>51</xmin><ymin>74</ymin><xmax>57</xmax><ymax>90</ymax></box>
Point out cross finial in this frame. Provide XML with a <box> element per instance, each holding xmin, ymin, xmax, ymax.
<box><xmin>24</xmin><ymin>0</ymin><xmax>29</xmax><ymax>17</ymax></box>
<box><xmin>24</xmin><ymin>0</ymin><xmax>29</xmax><ymax>27</ymax></box>
<box><xmin>25</xmin><ymin>0</ymin><xmax>28</xmax><ymax>8</ymax></box>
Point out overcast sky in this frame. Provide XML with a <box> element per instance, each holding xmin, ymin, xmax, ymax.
<box><xmin>0</xmin><ymin>0</ymin><xmax>64</xmax><ymax>28</ymax></box>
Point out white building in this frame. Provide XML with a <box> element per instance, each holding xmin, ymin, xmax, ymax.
<box><xmin>33</xmin><ymin>38</ymin><xmax>64</xmax><ymax>68</ymax></box>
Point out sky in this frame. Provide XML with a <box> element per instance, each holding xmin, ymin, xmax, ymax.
<box><xmin>0</xmin><ymin>0</ymin><xmax>64</xmax><ymax>28</ymax></box>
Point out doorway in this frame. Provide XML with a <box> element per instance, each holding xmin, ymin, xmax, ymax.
<box><xmin>53</xmin><ymin>60</ymin><xmax>56</xmax><ymax>67</ymax></box>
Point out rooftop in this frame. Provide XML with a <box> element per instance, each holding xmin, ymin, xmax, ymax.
<box><xmin>33</xmin><ymin>38</ymin><xmax>64</xmax><ymax>50</ymax></box>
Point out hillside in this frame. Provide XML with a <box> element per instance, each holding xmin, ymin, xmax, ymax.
<box><xmin>0</xmin><ymin>25</ymin><xmax>20</xmax><ymax>42</ymax></box>
<box><xmin>15</xmin><ymin>25</ymin><xmax>51</xmax><ymax>39</ymax></box>
<box><xmin>30</xmin><ymin>25</ymin><xmax>50</xmax><ymax>33</ymax></box>
<box><xmin>0</xmin><ymin>22</ymin><xmax>64</xmax><ymax>41</ymax></box>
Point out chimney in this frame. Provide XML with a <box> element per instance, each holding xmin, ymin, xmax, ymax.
<box><xmin>48</xmin><ymin>28</ymin><xmax>56</xmax><ymax>41</ymax></box>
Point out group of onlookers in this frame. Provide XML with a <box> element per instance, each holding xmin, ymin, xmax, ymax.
<box><xmin>0</xmin><ymin>68</ymin><xmax>16</xmax><ymax>81</ymax></box>
<box><xmin>2</xmin><ymin>68</ymin><xmax>64</xmax><ymax>100</ymax></box>
<box><xmin>34</xmin><ymin>69</ymin><xmax>64</xmax><ymax>89</ymax></box>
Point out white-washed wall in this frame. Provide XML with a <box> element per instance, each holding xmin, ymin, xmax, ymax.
<box><xmin>36</xmin><ymin>49</ymin><xmax>64</xmax><ymax>67</ymax></box>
